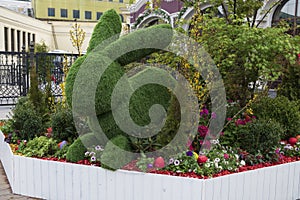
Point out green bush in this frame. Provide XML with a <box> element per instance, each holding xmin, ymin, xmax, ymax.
<box><xmin>278</xmin><ymin>63</ymin><xmax>300</xmax><ymax>101</ymax></box>
<box><xmin>11</xmin><ymin>97</ymin><xmax>44</xmax><ymax>140</ymax></box>
<box><xmin>51</xmin><ymin>105</ymin><xmax>77</xmax><ymax>142</ymax></box>
<box><xmin>237</xmin><ymin>119</ymin><xmax>283</xmax><ymax>155</ymax></box>
<box><xmin>20</xmin><ymin>136</ymin><xmax>58</xmax><ymax>157</ymax></box>
<box><xmin>66</xmin><ymin>133</ymin><xmax>99</xmax><ymax>162</ymax></box>
<box><xmin>251</xmin><ymin>96</ymin><xmax>300</xmax><ymax>139</ymax></box>
<box><xmin>100</xmin><ymin>135</ymin><xmax>133</xmax><ymax>170</ymax></box>
<box><xmin>87</xmin><ymin>9</ymin><xmax>122</xmax><ymax>53</ymax></box>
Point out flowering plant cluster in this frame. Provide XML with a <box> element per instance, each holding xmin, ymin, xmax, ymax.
<box><xmin>164</xmin><ymin>141</ymin><xmax>244</xmax><ymax>177</ymax></box>
<box><xmin>277</xmin><ymin>138</ymin><xmax>300</xmax><ymax>157</ymax></box>
<box><xmin>84</xmin><ymin>145</ymin><xmax>104</xmax><ymax>164</ymax></box>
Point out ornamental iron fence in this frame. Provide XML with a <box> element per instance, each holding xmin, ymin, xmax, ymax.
<box><xmin>0</xmin><ymin>42</ymin><xmax>78</xmax><ymax>106</ymax></box>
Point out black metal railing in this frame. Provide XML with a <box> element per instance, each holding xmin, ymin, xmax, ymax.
<box><xmin>0</xmin><ymin>42</ymin><xmax>79</xmax><ymax>106</ymax></box>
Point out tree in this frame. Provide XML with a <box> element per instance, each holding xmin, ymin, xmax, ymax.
<box><xmin>178</xmin><ymin>0</ymin><xmax>300</xmax><ymax>106</ymax></box>
<box><xmin>70</xmin><ymin>19</ymin><xmax>86</xmax><ymax>55</ymax></box>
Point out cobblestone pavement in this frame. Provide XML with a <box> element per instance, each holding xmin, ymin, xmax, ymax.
<box><xmin>0</xmin><ymin>162</ymin><xmax>40</xmax><ymax>199</ymax></box>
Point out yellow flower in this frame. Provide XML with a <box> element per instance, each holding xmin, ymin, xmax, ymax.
<box><xmin>193</xmin><ymin>152</ymin><xmax>199</xmax><ymax>160</ymax></box>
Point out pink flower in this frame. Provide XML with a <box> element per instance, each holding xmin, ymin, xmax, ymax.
<box><xmin>198</xmin><ymin>125</ymin><xmax>209</xmax><ymax>137</ymax></box>
<box><xmin>224</xmin><ymin>153</ymin><xmax>229</xmax><ymax>160</ymax></box>
<box><xmin>226</xmin><ymin>118</ymin><xmax>232</xmax><ymax>121</ymax></box>
<box><xmin>47</xmin><ymin>127</ymin><xmax>53</xmax><ymax>133</ymax></box>
<box><xmin>200</xmin><ymin>108</ymin><xmax>209</xmax><ymax>116</ymax></box>
<box><xmin>235</xmin><ymin>119</ymin><xmax>246</xmax><ymax>126</ymax></box>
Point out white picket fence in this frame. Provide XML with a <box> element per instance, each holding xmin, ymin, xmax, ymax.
<box><xmin>0</xmin><ymin>130</ymin><xmax>300</xmax><ymax>200</ymax></box>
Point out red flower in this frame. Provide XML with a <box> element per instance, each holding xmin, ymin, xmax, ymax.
<box><xmin>224</xmin><ymin>153</ymin><xmax>229</xmax><ymax>160</ymax></box>
<box><xmin>197</xmin><ymin>155</ymin><xmax>208</xmax><ymax>164</ymax></box>
<box><xmin>47</xmin><ymin>127</ymin><xmax>53</xmax><ymax>133</ymax></box>
<box><xmin>154</xmin><ymin>157</ymin><xmax>165</xmax><ymax>168</ymax></box>
<box><xmin>198</xmin><ymin>125</ymin><xmax>209</xmax><ymax>137</ymax></box>
<box><xmin>288</xmin><ymin>137</ymin><xmax>298</xmax><ymax>146</ymax></box>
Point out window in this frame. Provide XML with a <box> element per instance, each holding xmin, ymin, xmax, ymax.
<box><xmin>119</xmin><ymin>14</ymin><xmax>124</xmax><ymax>22</ymax></box>
<box><xmin>11</xmin><ymin>29</ymin><xmax>15</xmax><ymax>52</ymax></box>
<box><xmin>48</xmin><ymin>8</ymin><xmax>55</xmax><ymax>17</ymax></box>
<box><xmin>96</xmin><ymin>12</ymin><xmax>103</xmax><ymax>20</ymax></box>
<box><xmin>22</xmin><ymin>31</ymin><xmax>26</xmax><ymax>48</ymax></box>
<box><xmin>73</xmin><ymin>10</ymin><xmax>80</xmax><ymax>19</ymax></box>
<box><xmin>61</xmin><ymin>9</ymin><xmax>68</xmax><ymax>18</ymax></box>
<box><xmin>27</xmin><ymin>32</ymin><xmax>31</xmax><ymax>47</ymax></box>
<box><xmin>85</xmin><ymin>11</ymin><xmax>91</xmax><ymax>19</ymax></box>
<box><xmin>4</xmin><ymin>27</ymin><xmax>8</xmax><ymax>51</ymax></box>
<box><xmin>32</xmin><ymin>34</ymin><xmax>35</xmax><ymax>44</ymax></box>
<box><xmin>119</xmin><ymin>0</ymin><xmax>123</xmax><ymax>3</ymax></box>
<box><xmin>17</xmin><ymin>30</ymin><xmax>21</xmax><ymax>52</ymax></box>
<box><xmin>109</xmin><ymin>0</ymin><xmax>113</xmax><ymax>2</ymax></box>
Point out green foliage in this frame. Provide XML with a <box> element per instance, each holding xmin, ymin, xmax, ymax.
<box><xmin>11</xmin><ymin>97</ymin><xmax>44</xmax><ymax>140</ymax></box>
<box><xmin>237</xmin><ymin>119</ymin><xmax>283</xmax><ymax>155</ymax></box>
<box><xmin>100</xmin><ymin>135</ymin><xmax>133</xmax><ymax>170</ymax></box>
<box><xmin>197</xmin><ymin>17</ymin><xmax>300</xmax><ymax>106</ymax></box>
<box><xmin>278</xmin><ymin>62</ymin><xmax>300</xmax><ymax>101</ymax></box>
<box><xmin>65</xmin><ymin>54</ymin><xmax>87</xmax><ymax>108</ymax></box>
<box><xmin>136</xmin><ymin>153</ymin><xmax>154</xmax><ymax>172</ymax></box>
<box><xmin>87</xmin><ymin>9</ymin><xmax>122</xmax><ymax>53</ymax></box>
<box><xmin>66</xmin><ymin>133</ymin><xmax>99</xmax><ymax>162</ymax></box>
<box><xmin>20</xmin><ymin>136</ymin><xmax>58</xmax><ymax>157</ymax></box>
<box><xmin>102</xmin><ymin>24</ymin><xmax>172</xmax><ymax>66</ymax></box>
<box><xmin>251</xmin><ymin>96</ymin><xmax>300</xmax><ymax>139</ymax></box>
<box><xmin>50</xmin><ymin>105</ymin><xmax>77</xmax><ymax>142</ymax></box>
<box><xmin>54</xmin><ymin>144</ymin><xmax>70</xmax><ymax>159</ymax></box>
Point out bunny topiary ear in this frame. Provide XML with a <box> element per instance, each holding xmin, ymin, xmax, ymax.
<box><xmin>87</xmin><ymin>9</ymin><xmax>122</xmax><ymax>53</ymax></box>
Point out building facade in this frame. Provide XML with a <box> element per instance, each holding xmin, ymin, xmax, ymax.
<box><xmin>31</xmin><ymin>0</ymin><xmax>129</xmax><ymax>22</ymax></box>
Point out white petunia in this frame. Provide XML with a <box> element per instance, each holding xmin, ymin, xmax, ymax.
<box><xmin>174</xmin><ymin>160</ymin><xmax>180</xmax><ymax>166</ymax></box>
<box><xmin>214</xmin><ymin>158</ymin><xmax>220</xmax><ymax>163</ymax></box>
<box><xmin>240</xmin><ymin>160</ymin><xmax>246</xmax><ymax>166</ymax></box>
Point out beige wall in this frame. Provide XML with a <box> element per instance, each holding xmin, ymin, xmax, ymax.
<box><xmin>0</xmin><ymin>7</ymin><xmax>100</xmax><ymax>52</ymax></box>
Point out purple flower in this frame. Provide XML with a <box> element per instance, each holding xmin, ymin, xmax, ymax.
<box><xmin>198</xmin><ymin>125</ymin><xmax>209</xmax><ymax>137</ymax></box>
<box><xmin>211</xmin><ymin>112</ymin><xmax>216</xmax><ymax>119</ymax></box>
<box><xmin>186</xmin><ymin>151</ymin><xmax>193</xmax><ymax>157</ymax></box>
<box><xmin>147</xmin><ymin>163</ymin><xmax>153</xmax><ymax>168</ymax></box>
<box><xmin>200</xmin><ymin>108</ymin><xmax>209</xmax><ymax>116</ymax></box>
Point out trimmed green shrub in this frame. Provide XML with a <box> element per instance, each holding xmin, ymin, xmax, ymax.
<box><xmin>100</xmin><ymin>135</ymin><xmax>133</xmax><ymax>170</ymax></box>
<box><xmin>20</xmin><ymin>136</ymin><xmax>58</xmax><ymax>157</ymax></box>
<box><xmin>66</xmin><ymin>133</ymin><xmax>99</xmax><ymax>162</ymax></box>
<box><xmin>237</xmin><ymin>119</ymin><xmax>283</xmax><ymax>155</ymax></box>
<box><xmin>51</xmin><ymin>105</ymin><xmax>77</xmax><ymax>142</ymax></box>
<box><xmin>11</xmin><ymin>97</ymin><xmax>44</xmax><ymax>140</ymax></box>
<box><xmin>102</xmin><ymin>24</ymin><xmax>173</xmax><ymax>66</ymax></box>
<box><xmin>251</xmin><ymin>96</ymin><xmax>300</xmax><ymax>139</ymax></box>
<box><xmin>65</xmin><ymin>54</ymin><xmax>87</xmax><ymax>108</ymax></box>
<box><xmin>87</xmin><ymin>9</ymin><xmax>122</xmax><ymax>53</ymax></box>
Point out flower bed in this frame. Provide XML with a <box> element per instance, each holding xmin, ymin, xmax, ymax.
<box><xmin>1</xmin><ymin>131</ymin><xmax>300</xmax><ymax>200</ymax></box>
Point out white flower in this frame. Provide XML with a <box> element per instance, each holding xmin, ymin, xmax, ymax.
<box><xmin>205</xmin><ymin>163</ymin><xmax>210</xmax><ymax>168</ymax></box>
<box><xmin>295</xmin><ymin>147</ymin><xmax>299</xmax><ymax>151</ymax></box>
<box><xmin>91</xmin><ymin>156</ymin><xmax>96</xmax><ymax>162</ymax></box>
<box><xmin>89</xmin><ymin>152</ymin><xmax>96</xmax><ymax>156</ymax></box>
<box><xmin>222</xmin><ymin>150</ymin><xmax>227</xmax><ymax>153</ymax></box>
<box><xmin>235</xmin><ymin>154</ymin><xmax>239</xmax><ymax>160</ymax></box>
<box><xmin>240</xmin><ymin>160</ymin><xmax>246</xmax><ymax>166</ymax></box>
<box><xmin>224</xmin><ymin>161</ymin><xmax>229</xmax><ymax>165</ymax></box>
<box><xmin>284</xmin><ymin>145</ymin><xmax>293</xmax><ymax>150</ymax></box>
<box><xmin>218</xmin><ymin>166</ymin><xmax>223</xmax><ymax>170</ymax></box>
<box><xmin>85</xmin><ymin>151</ymin><xmax>90</xmax><ymax>156</ymax></box>
<box><xmin>228</xmin><ymin>167</ymin><xmax>232</xmax><ymax>170</ymax></box>
<box><xmin>174</xmin><ymin>160</ymin><xmax>180</xmax><ymax>166</ymax></box>
<box><xmin>215</xmin><ymin>162</ymin><xmax>219</xmax><ymax>168</ymax></box>
<box><xmin>214</xmin><ymin>158</ymin><xmax>220</xmax><ymax>163</ymax></box>
<box><xmin>280</xmin><ymin>141</ymin><xmax>286</xmax><ymax>145</ymax></box>
<box><xmin>211</xmin><ymin>140</ymin><xmax>218</xmax><ymax>144</ymax></box>
<box><xmin>169</xmin><ymin>158</ymin><xmax>174</xmax><ymax>164</ymax></box>
<box><xmin>95</xmin><ymin>145</ymin><xmax>103</xmax><ymax>151</ymax></box>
